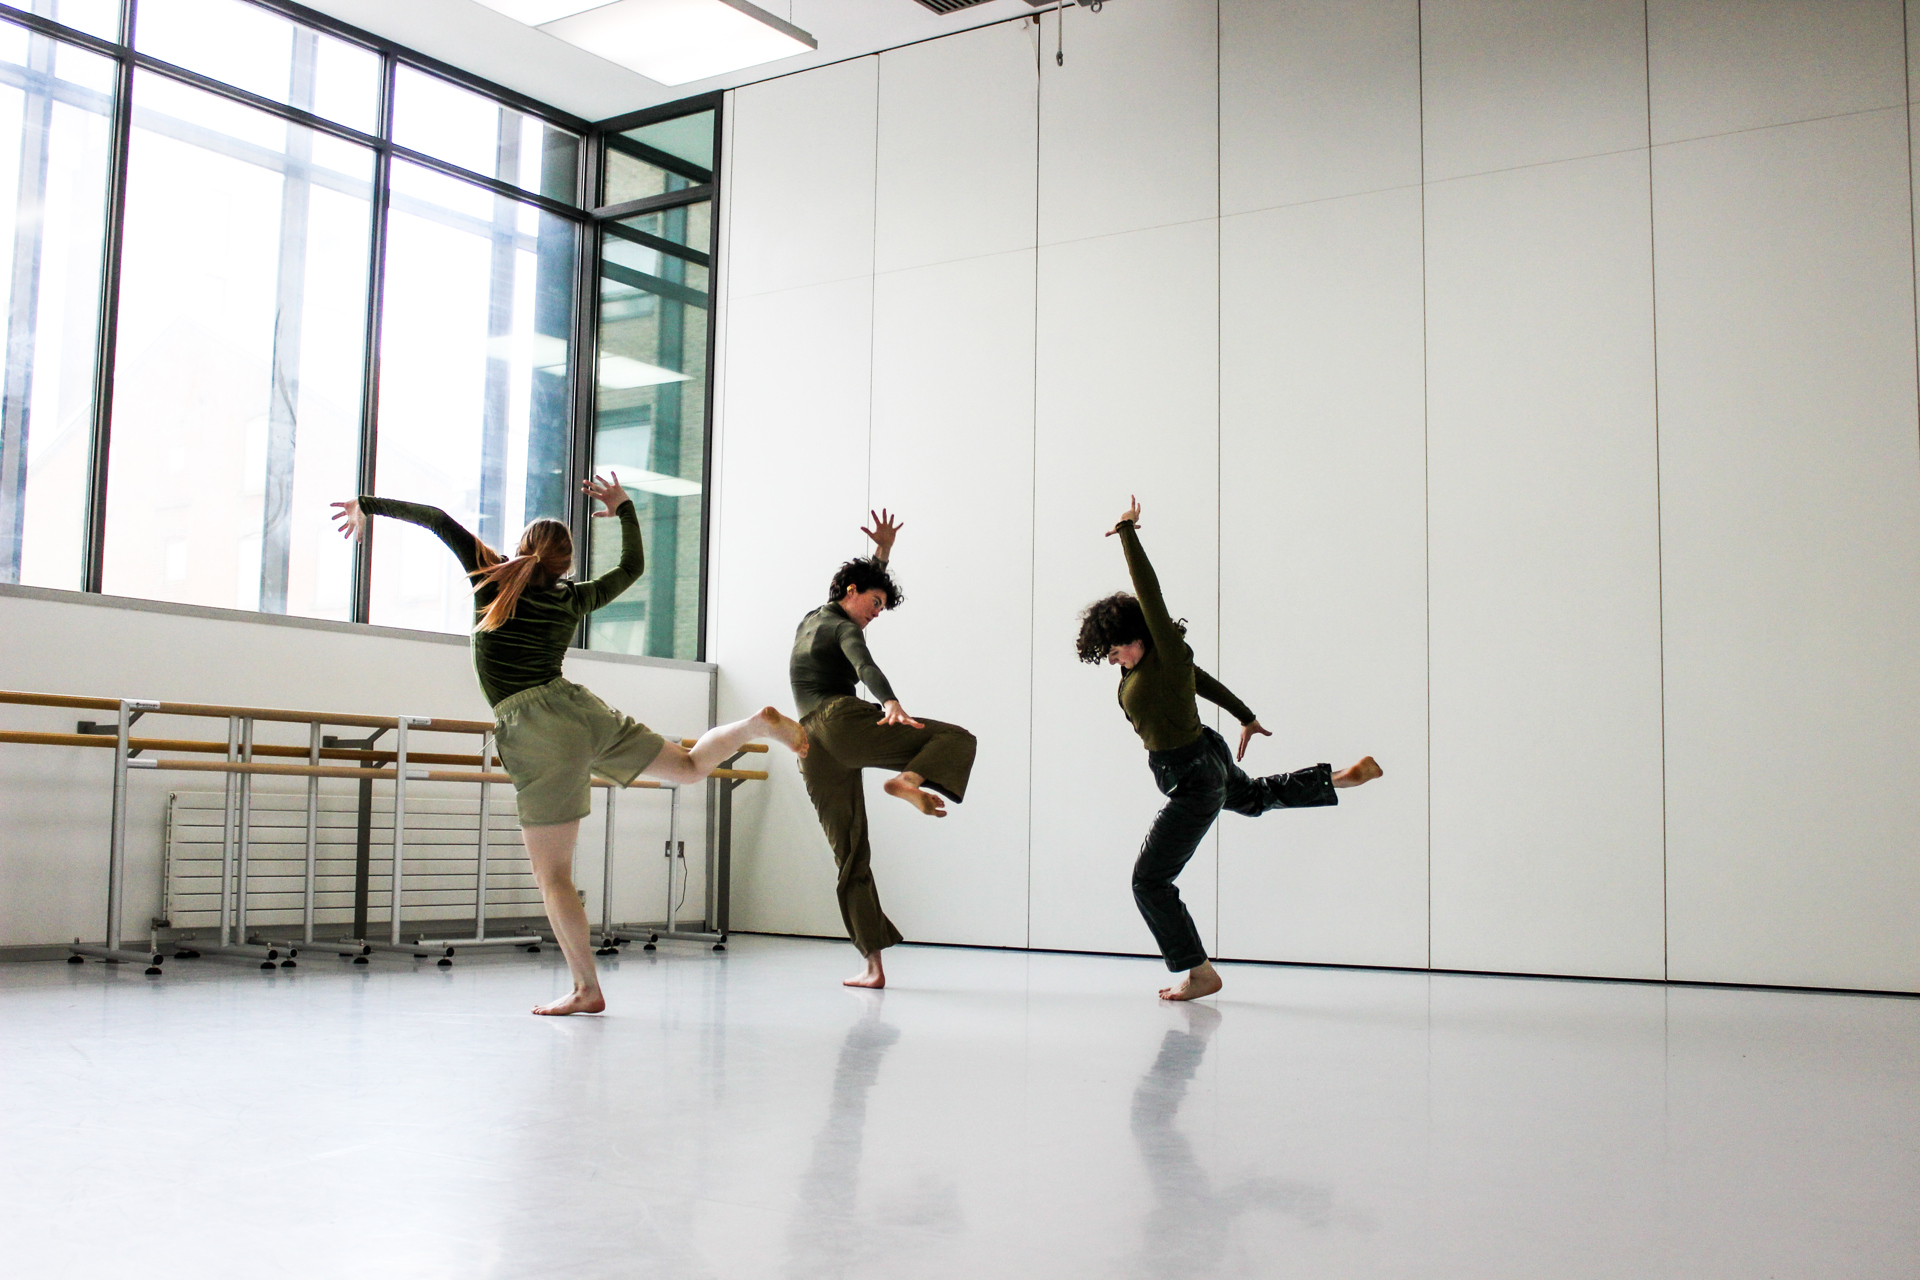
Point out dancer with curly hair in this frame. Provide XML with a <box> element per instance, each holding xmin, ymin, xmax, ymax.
<box><xmin>791</xmin><ymin>510</ymin><xmax>977</xmax><ymax>989</ymax></box>
<box><xmin>331</xmin><ymin>473</ymin><xmax>807</xmax><ymax>1016</ymax></box>
<box><xmin>1080</xmin><ymin>497</ymin><xmax>1380</xmax><ymax>1001</ymax></box>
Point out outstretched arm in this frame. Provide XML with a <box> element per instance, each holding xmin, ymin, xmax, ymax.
<box><xmin>1106</xmin><ymin>497</ymin><xmax>1187</xmax><ymax>660</ymax></box>
<box><xmin>1195</xmin><ymin>666</ymin><xmax>1271</xmax><ymax>761</ymax></box>
<box><xmin>334</xmin><ymin>495</ymin><xmax>484</xmax><ymax>575</ymax></box>
<box><xmin>574</xmin><ymin>472</ymin><xmax>643</xmax><ymax>611</ymax></box>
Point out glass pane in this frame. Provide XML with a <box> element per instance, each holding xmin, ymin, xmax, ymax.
<box><xmin>102</xmin><ymin>72</ymin><xmax>374</xmax><ymax>618</ymax></box>
<box><xmin>11</xmin><ymin>0</ymin><xmax>119</xmax><ymax>42</ymax></box>
<box><xmin>391</xmin><ymin>66</ymin><xmax>579</xmax><ymax>204</ymax></box>
<box><xmin>135</xmin><ymin>0</ymin><xmax>381</xmax><ymax>135</ymax></box>
<box><xmin>621</xmin><ymin>112</ymin><xmax>713</xmax><ymax>170</ymax></box>
<box><xmin>371</xmin><ymin>159</ymin><xmax>577</xmax><ymax>636</ymax></box>
<box><xmin>588</xmin><ymin>223</ymin><xmax>707</xmax><ymax>660</ymax></box>
<box><xmin>0</xmin><ymin>23</ymin><xmax>113</xmax><ymax>588</ymax></box>
<box><xmin>603</xmin><ymin>109</ymin><xmax>712</xmax><ymax>207</ymax></box>
<box><xmin>616</xmin><ymin>201</ymin><xmax>710</xmax><ymax>256</ymax></box>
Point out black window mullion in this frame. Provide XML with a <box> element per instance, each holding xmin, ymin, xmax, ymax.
<box><xmin>349</xmin><ymin>49</ymin><xmax>395</xmax><ymax>625</ymax></box>
<box><xmin>693</xmin><ymin>94</ymin><xmax>723</xmax><ymax>663</ymax></box>
<box><xmin>601</xmin><ymin>219</ymin><xmax>709</xmax><ymax>268</ymax></box>
<box><xmin>79</xmin><ymin>0</ymin><xmax>136</xmax><ymax>593</ymax></box>
<box><xmin>594</xmin><ymin>185</ymin><xmax>714</xmax><ymax>221</ymax></box>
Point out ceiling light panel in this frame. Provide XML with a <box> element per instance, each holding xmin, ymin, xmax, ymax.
<box><xmin>473</xmin><ymin>0</ymin><xmax>609</xmax><ymax>24</ymax></box>
<box><xmin>538</xmin><ymin>0</ymin><xmax>817</xmax><ymax>86</ymax></box>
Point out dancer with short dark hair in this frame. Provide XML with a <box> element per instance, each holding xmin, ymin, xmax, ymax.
<box><xmin>1081</xmin><ymin>496</ymin><xmax>1381</xmax><ymax>1001</ymax></box>
<box><xmin>791</xmin><ymin>510</ymin><xmax>977</xmax><ymax>989</ymax></box>
<box><xmin>331</xmin><ymin>473</ymin><xmax>807</xmax><ymax>1016</ymax></box>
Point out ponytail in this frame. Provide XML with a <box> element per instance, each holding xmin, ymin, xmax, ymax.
<box><xmin>468</xmin><ymin>517</ymin><xmax>573</xmax><ymax>631</ymax></box>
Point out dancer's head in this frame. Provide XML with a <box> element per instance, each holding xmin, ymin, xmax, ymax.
<box><xmin>469</xmin><ymin>518</ymin><xmax>574</xmax><ymax>631</ymax></box>
<box><xmin>1075</xmin><ymin>592</ymin><xmax>1184</xmax><ymax>667</ymax></box>
<box><xmin>828</xmin><ymin>556</ymin><xmax>903</xmax><ymax>629</ymax></box>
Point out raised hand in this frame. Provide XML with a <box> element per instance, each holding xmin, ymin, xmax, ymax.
<box><xmin>1236</xmin><ymin>718</ymin><xmax>1272</xmax><ymax>762</ymax></box>
<box><xmin>1105</xmin><ymin>494</ymin><xmax>1142</xmax><ymax>536</ymax></box>
<box><xmin>583</xmin><ymin>471</ymin><xmax>632</xmax><ymax>517</ymax></box>
<box><xmin>861</xmin><ymin>508</ymin><xmax>903</xmax><ymax>560</ymax></box>
<box><xmin>329</xmin><ymin>499</ymin><xmax>365</xmax><ymax>542</ymax></box>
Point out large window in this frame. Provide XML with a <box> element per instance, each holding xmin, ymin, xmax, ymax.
<box><xmin>0</xmin><ymin>19</ymin><xmax>113</xmax><ymax>589</ymax></box>
<box><xmin>0</xmin><ymin>0</ymin><xmax>720</xmax><ymax>660</ymax></box>
<box><xmin>587</xmin><ymin>105</ymin><xmax>715</xmax><ymax>661</ymax></box>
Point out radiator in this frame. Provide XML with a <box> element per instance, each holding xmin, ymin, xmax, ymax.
<box><xmin>162</xmin><ymin>791</ymin><xmax>539</xmax><ymax>930</ymax></box>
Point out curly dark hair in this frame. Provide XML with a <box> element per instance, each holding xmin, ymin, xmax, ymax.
<box><xmin>827</xmin><ymin>556</ymin><xmax>905</xmax><ymax>610</ymax></box>
<box><xmin>1076</xmin><ymin>591</ymin><xmax>1171</xmax><ymax>664</ymax></box>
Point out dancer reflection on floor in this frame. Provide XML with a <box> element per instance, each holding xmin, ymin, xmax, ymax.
<box><xmin>1081</xmin><ymin>497</ymin><xmax>1381</xmax><ymax>1001</ymax></box>
<box><xmin>786</xmin><ymin>1003</ymin><xmax>904</xmax><ymax>1278</ymax></box>
<box><xmin>790</xmin><ymin>511</ymin><xmax>977</xmax><ymax>989</ymax></box>
<box><xmin>1132</xmin><ymin>1005</ymin><xmax>1333</xmax><ymax>1277</ymax></box>
<box><xmin>332</xmin><ymin>474</ymin><xmax>807</xmax><ymax>1016</ymax></box>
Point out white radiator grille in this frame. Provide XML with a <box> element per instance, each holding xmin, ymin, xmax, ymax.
<box><xmin>162</xmin><ymin>791</ymin><xmax>538</xmax><ymax>929</ymax></box>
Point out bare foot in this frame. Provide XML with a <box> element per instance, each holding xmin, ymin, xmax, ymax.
<box><xmin>532</xmin><ymin>988</ymin><xmax>606</xmax><ymax>1015</ymax></box>
<box><xmin>883</xmin><ymin>771</ymin><xmax>946</xmax><ymax>816</ymax></box>
<box><xmin>1333</xmin><ymin>756</ymin><xmax>1382</xmax><ymax>788</ymax></box>
<box><xmin>844</xmin><ymin>953</ymin><xmax>886</xmax><ymax>988</ymax></box>
<box><xmin>758</xmin><ymin>706</ymin><xmax>809</xmax><ymax>759</ymax></box>
<box><xmin>1158</xmin><ymin>961</ymin><xmax>1224</xmax><ymax>1002</ymax></box>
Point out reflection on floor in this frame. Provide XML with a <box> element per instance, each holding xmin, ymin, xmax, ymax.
<box><xmin>4</xmin><ymin>935</ymin><xmax>1916</xmax><ymax>1278</ymax></box>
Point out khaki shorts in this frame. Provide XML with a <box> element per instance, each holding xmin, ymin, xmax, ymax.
<box><xmin>492</xmin><ymin>679</ymin><xmax>667</xmax><ymax>827</ymax></box>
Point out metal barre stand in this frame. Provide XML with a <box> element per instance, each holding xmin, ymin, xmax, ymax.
<box><xmin>0</xmin><ymin>690</ymin><xmax>765</xmax><ymax>976</ymax></box>
<box><xmin>602</xmin><ymin>746</ymin><xmax>754</xmax><ymax>954</ymax></box>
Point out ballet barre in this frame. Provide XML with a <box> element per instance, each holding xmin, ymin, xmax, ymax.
<box><xmin>0</xmin><ymin>691</ymin><xmax>768</xmax><ymax>975</ymax></box>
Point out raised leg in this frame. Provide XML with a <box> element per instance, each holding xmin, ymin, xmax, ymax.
<box><xmin>641</xmin><ymin>707</ymin><xmax>809</xmax><ymax>785</ymax></box>
<box><xmin>520</xmin><ymin>820</ymin><xmax>605</xmax><ymax>1015</ymax></box>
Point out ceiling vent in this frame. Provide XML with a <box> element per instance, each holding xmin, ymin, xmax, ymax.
<box><xmin>912</xmin><ymin>0</ymin><xmax>995</xmax><ymax>13</ymax></box>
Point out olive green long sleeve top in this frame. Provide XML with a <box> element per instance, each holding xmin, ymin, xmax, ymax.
<box><xmin>789</xmin><ymin>601</ymin><xmax>897</xmax><ymax>718</ymax></box>
<box><xmin>359</xmin><ymin>495</ymin><xmax>643</xmax><ymax>708</ymax></box>
<box><xmin>1113</xmin><ymin>520</ymin><xmax>1257</xmax><ymax>752</ymax></box>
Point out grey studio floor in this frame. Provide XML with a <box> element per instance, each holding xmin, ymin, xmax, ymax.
<box><xmin>4</xmin><ymin>937</ymin><xmax>1917</xmax><ymax>1280</ymax></box>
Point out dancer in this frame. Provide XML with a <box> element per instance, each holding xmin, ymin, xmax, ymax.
<box><xmin>791</xmin><ymin>510</ymin><xmax>977</xmax><ymax>989</ymax></box>
<box><xmin>331</xmin><ymin>474</ymin><xmax>807</xmax><ymax>1016</ymax></box>
<box><xmin>1080</xmin><ymin>497</ymin><xmax>1381</xmax><ymax>1001</ymax></box>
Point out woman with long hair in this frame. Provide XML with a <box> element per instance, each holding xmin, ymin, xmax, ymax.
<box><xmin>331</xmin><ymin>473</ymin><xmax>807</xmax><ymax>1015</ymax></box>
<box><xmin>1079</xmin><ymin>496</ymin><xmax>1381</xmax><ymax>1001</ymax></box>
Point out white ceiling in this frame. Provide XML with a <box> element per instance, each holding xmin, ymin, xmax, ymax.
<box><xmin>297</xmin><ymin>0</ymin><xmax>1040</xmax><ymax>123</ymax></box>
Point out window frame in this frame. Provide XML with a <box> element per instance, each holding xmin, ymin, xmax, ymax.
<box><xmin>581</xmin><ymin>91</ymin><xmax>723</xmax><ymax>662</ymax></box>
<box><xmin>0</xmin><ymin>0</ymin><xmax>722</xmax><ymax>660</ymax></box>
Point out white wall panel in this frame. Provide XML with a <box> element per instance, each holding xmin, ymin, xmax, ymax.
<box><xmin>1028</xmin><ymin>220</ymin><xmax>1219</xmax><ymax>959</ymax></box>
<box><xmin>1654</xmin><ymin>108</ymin><xmax>1920</xmax><ymax>991</ymax></box>
<box><xmin>1219</xmin><ymin>0</ymin><xmax>1421</xmax><ymax>215</ymax></box>
<box><xmin>723</xmin><ymin>58</ymin><xmax>878</xmax><ymax>300</ymax></box>
<box><xmin>875</xmin><ymin>22</ymin><xmax>1038</xmax><ymax>274</ymax></box>
<box><xmin>865</xmin><ymin>250</ymin><xmax>1036</xmax><ymax>948</ymax></box>
<box><xmin>1420</xmin><ymin>0</ymin><xmax>1648</xmax><ymax>180</ymax></box>
<box><xmin>1217</xmin><ymin>187</ymin><xmax>1429</xmax><ymax>968</ymax></box>
<box><xmin>1037</xmin><ymin>0</ymin><xmax>1217</xmax><ymax>245</ymax></box>
<box><xmin>1649</xmin><ymin>0</ymin><xmax>1905</xmax><ymax>144</ymax></box>
<box><xmin>1426</xmin><ymin>151</ymin><xmax>1665</xmax><ymax>979</ymax></box>
<box><xmin>710</xmin><ymin>277</ymin><xmax>875</xmax><ymax>943</ymax></box>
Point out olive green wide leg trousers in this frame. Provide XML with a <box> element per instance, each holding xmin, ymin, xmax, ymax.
<box><xmin>798</xmin><ymin>695</ymin><xmax>977</xmax><ymax>956</ymax></box>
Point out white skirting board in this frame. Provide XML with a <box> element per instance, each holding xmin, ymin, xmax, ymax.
<box><xmin>161</xmin><ymin>791</ymin><xmax>536</xmax><ymax>930</ymax></box>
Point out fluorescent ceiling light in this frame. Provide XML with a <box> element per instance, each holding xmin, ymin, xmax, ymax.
<box><xmin>598</xmin><ymin>354</ymin><xmax>692</xmax><ymax>388</ymax></box>
<box><xmin>593</xmin><ymin>465</ymin><xmax>703</xmax><ymax>497</ymax></box>
<box><xmin>473</xmin><ymin>0</ymin><xmax>607</xmax><ymax>23</ymax></box>
<box><xmin>537</xmin><ymin>0</ymin><xmax>817</xmax><ymax>86</ymax></box>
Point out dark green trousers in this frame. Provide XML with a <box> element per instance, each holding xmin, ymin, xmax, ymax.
<box><xmin>799</xmin><ymin>695</ymin><xmax>977</xmax><ymax>956</ymax></box>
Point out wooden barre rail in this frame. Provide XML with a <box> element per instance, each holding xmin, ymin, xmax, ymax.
<box><xmin>0</xmin><ymin>732</ymin><xmax>768</xmax><ymax>783</ymax></box>
<box><xmin>0</xmin><ymin>730</ymin><xmax>767</xmax><ymax>765</ymax></box>
<box><xmin>0</xmin><ymin>690</ymin><xmax>492</xmax><ymax>734</ymax></box>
